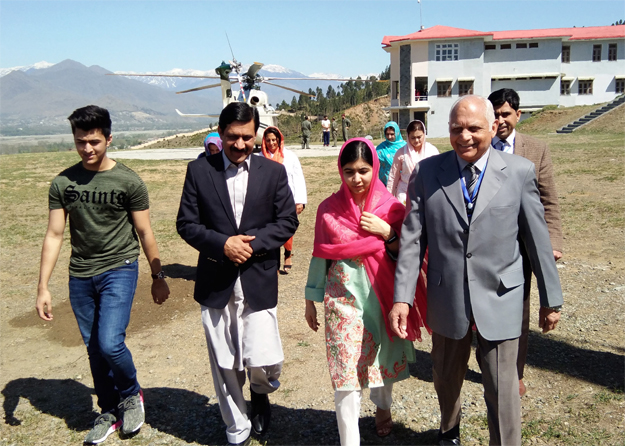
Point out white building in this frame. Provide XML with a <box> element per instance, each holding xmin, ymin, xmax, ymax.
<box><xmin>381</xmin><ymin>25</ymin><xmax>625</xmax><ymax>137</ymax></box>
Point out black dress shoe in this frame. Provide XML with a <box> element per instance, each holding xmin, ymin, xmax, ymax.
<box><xmin>438</xmin><ymin>423</ymin><xmax>461</xmax><ymax>445</ymax></box>
<box><xmin>439</xmin><ymin>439</ymin><xmax>461</xmax><ymax>446</ymax></box>
<box><xmin>228</xmin><ymin>436</ymin><xmax>252</xmax><ymax>446</ymax></box>
<box><xmin>250</xmin><ymin>388</ymin><xmax>271</xmax><ymax>436</ymax></box>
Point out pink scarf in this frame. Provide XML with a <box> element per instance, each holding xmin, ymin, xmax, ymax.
<box><xmin>312</xmin><ymin>138</ymin><xmax>429</xmax><ymax>341</ymax></box>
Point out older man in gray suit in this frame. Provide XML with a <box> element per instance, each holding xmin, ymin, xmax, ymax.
<box><xmin>390</xmin><ymin>95</ymin><xmax>563</xmax><ymax>445</ymax></box>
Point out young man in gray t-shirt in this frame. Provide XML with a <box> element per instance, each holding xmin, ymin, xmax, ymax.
<box><xmin>36</xmin><ymin>105</ymin><xmax>170</xmax><ymax>444</ymax></box>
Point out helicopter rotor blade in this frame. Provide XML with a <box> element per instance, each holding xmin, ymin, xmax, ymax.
<box><xmin>262</xmin><ymin>76</ymin><xmax>388</xmax><ymax>82</ymax></box>
<box><xmin>226</xmin><ymin>33</ymin><xmax>236</xmax><ymax>61</ymax></box>
<box><xmin>108</xmin><ymin>73</ymin><xmax>221</xmax><ymax>79</ymax></box>
<box><xmin>175</xmin><ymin>83</ymin><xmax>223</xmax><ymax>94</ymax></box>
<box><xmin>261</xmin><ymin>81</ymin><xmax>316</xmax><ymax>97</ymax></box>
<box><xmin>246</xmin><ymin>62</ymin><xmax>264</xmax><ymax>78</ymax></box>
<box><xmin>175</xmin><ymin>109</ymin><xmax>221</xmax><ymax>118</ymax></box>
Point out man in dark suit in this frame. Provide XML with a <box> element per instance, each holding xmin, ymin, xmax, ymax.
<box><xmin>488</xmin><ymin>88</ymin><xmax>564</xmax><ymax>397</ymax></box>
<box><xmin>390</xmin><ymin>96</ymin><xmax>563</xmax><ymax>445</ymax></box>
<box><xmin>177</xmin><ymin>102</ymin><xmax>298</xmax><ymax>446</ymax></box>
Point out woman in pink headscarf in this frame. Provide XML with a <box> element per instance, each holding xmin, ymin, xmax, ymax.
<box><xmin>305</xmin><ymin>138</ymin><xmax>429</xmax><ymax>445</ymax></box>
<box><xmin>387</xmin><ymin>120</ymin><xmax>439</xmax><ymax>205</ymax></box>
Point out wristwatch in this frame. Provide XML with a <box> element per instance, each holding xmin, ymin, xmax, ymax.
<box><xmin>385</xmin><ymin>233</ymin><xmax>398</xmax><ymax>244</ymax></box>
<box><xmin>545</xmin><ymin>305</ymin><xmax>562</xmax><ymax>312</ymax></box>
<box><xmin>151</xmin><ymin>271</ymin><xmax>166</xmax><ymax>280</ymax></box>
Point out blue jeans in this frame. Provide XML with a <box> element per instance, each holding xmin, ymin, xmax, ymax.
<box><xmin>323</xmin><ymin>131</ymin><xmax>330</xmax><ymax>146</ymax></box>
<box><xmin>69</xmin><ymin>260</ymin><xmax>140</xmax><ymax>413</ymax></box>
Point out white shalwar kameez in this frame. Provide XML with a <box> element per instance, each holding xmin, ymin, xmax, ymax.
<box><xmin>200</xmin><ymin>152</ymin><xmax>284</xmax><ymax>444</ymax></box>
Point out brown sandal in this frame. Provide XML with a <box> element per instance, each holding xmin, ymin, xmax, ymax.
<box><xmin>375</xmin><ymin>411</ymin><xmax>393</xmax><ymax>437</ymax></box>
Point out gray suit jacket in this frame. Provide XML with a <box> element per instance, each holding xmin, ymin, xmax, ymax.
<box><xmin>394</xmin><ymin>148</ymin><xmax>563</xmax><ymax>341</ymax></box>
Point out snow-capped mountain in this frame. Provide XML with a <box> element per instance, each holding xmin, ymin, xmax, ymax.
<box><xmin>0</xmin><ymin>61</ymin><xmax>55</xmax><ymax>77</ymax></box>
<box><xmin>109</xmin><ymin>63</ymin><xmax>352</xmax><ymax>104</ymax></box>
<box><xmin>113</xmin><ymin>64</ymin><xmax>313</xmax><ymax>91</ymax></box>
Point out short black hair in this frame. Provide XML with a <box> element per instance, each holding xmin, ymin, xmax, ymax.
<box><xmin>264</xmin><ymin>127</ymin><xmax>282</xmax><ymax>146</ymax></box>
<box><xmin>68</xmin><ymin>105</ymin><xmax>112</xmax><ymax>138</ymax></box>
<box><xmin>218</xmin><ymin>102</ymin><xmax>260</xmax><ymax>133</ymax></box>
<box><xmin>488</xmin><ymin>88</ymin><xmax>520</xmax><ymax>111</ymax></box>
<box><xmin>340</xmin><ymin>140</ymin><xmax>373</xmax><ymax>168</ymax></box>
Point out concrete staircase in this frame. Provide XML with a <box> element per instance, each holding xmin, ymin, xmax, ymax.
<box><xmin>556</xmin><ymin>94</ymin><xmax>625</xmax><ymax>133</ymax></box>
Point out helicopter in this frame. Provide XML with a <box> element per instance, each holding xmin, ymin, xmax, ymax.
<box><xmin>111</xmin><ymin>52</ymin><xmax>386</xmax><ymax>145</ymax></box>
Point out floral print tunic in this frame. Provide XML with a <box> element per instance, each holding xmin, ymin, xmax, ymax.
<box><xmin>306</xmin><ymin>256</ymin><xmax>415</xmax><ymax>391</ymax></box>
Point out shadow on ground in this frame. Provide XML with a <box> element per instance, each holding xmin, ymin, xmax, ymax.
<box><xmin>525</xmin><ymin>331</ymin><xmax>624</xmax><ymax>390</ymax></box>
<box><xmin>163</xmin><ymin>263</ymin><xmax>197</xmax><ymax>281</ymax></box>
<box><xmin>408</xmin><ymin>329</ymin><xmax>624</xmax><ymax>392</ymax></box>
<box><xmin>1</xmin><ymin>378</ymin><xmax>439</xmax><ymax>445</ymax></box>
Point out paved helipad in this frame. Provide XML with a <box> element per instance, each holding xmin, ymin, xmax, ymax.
<box><xmin>109</xmin><ymin>144</ymin><xmax>340</xmax><ymax>160</ymax></box>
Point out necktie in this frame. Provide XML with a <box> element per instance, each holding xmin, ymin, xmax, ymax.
<box><xmin>465</xmin><ymin>163</ymin><xmax>479</xmax><ymax>216</ymax></box>
<box><xmin>495</xmin><ymin>139</ymin><xmax>507</xmax><ymax>152</ymax></box>
<box><xmin>466</xmin><ymin>163</ymin><xmax>478</xmax><ymax>196</ymax></box>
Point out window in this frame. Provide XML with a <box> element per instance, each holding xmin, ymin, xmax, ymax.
<box><xmin>500</xmin><ymin>44</ymin><xmax>512</xmax><ymax>49</ymax></box>
<box><xmin>435</xmin><ymin>43</ymin><xmax>459</xmax><ymax>61</ymax></box>
<box><xmin>459</xmin><ymin>81</ymin><xmax>474</xmax><ymax>96</ymax></box>
<box><xmin>392</xmin><ymin>112</ymin><xmax>399</xmax><ymax>123</ymax></box>
<box><xmin>437</xmin><ymin>81</ymin><xmax>452</xmax><ymax>97</ymax></box>
<box><xmin>562</xmin><ymin>45</ymin><xmax>571</xmax><ymax>63</ymax></box>
<box><xmin>414</xmin><ymin>78</ymin><xmax>428</xmax><ymax>101</ymax></box>
<box><xmin>578</xmin><ymin>80</ymin><xmax>593</xmax><ymax>95</ymax></box>
<box><xmin>529</xmin><ymin>42</ymin><xmax>539</xmax><ymax>48</ymax></box>
<box><xmin>593</xmin><ymin>44</ymin><xmax>602</xmax><ymax>62</ymax></box>
<box><xmin>392</xmin><ymin>81</ymin><xmax>399</xmax><ymax>100</ymax></box>
<box><xmin>516</xmin><ymin>43</ymin><xmax>527</xmax><ymax>49</ymax></box>
<box><xmin>485</xmin><ymin>44</ymin><xmax>496</xmax><ymax>50</ymax></box>
<box><xmin>616</xmin><ymin>79</ymin><xmax>625</xmax><ymax>94</ymax></box>
<box><xmin>609</xmin><ymin>43</ymin><xmax>617</xmax><ymax>61</ymax></box>
<box><xmin>561</xmin><ymin>80</ymin><xmax>571</xmax><ymax>96</ymax></box>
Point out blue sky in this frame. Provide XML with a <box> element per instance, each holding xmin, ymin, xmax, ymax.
<box><xmin>1</xmin><ymin>0</ymin><xmax>623</xmax><ymax>76</ymax></box>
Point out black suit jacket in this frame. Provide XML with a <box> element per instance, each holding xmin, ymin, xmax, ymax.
<box><xmin>176</xmin><ymin>153</ymin><xmax>298</xmax><ymax>310</ymax></box>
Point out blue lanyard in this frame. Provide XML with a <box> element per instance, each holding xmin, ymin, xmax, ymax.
<box><xmin>458</xmin><ymin>161</ymin><xmax>487</xmax><ymax>210</ymax></box>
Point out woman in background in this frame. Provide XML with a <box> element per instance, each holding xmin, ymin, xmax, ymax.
<box><xmin>375</xmin><ymin>121</ymin><xmax>405</xmax><ymax>187</ymax></box>
<box><xmin>387</xmin><ymin>120</ymin><xmax>439</xmax><ymax>205</ymax></box>
<box><xmin>198</xmin><ymin>132</ymin><xmax>222</xmax><ymax>158</ymax></box>
<box><xmin>305</xmin><ymin>138</ymin><xmax>428</xmax><ymax>445</ymax></box>
<box><xmin>260</xmin><ymin>126</ymin><xmax>307</xmax><ymax>273</ymax></box>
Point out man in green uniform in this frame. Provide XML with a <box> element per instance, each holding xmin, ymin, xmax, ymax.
<box><xmin>341</xmin><ymin>114</ymin><xmax>352</xmax><ymax>141</ymax></box>
<box><xmin>301</xmin><ymin>115</ymin><xmax>312</xmax><ymax>149</ymax></box>
<box><xmin>331</xmin><ymin>117</ymin><xmax>339</xmax><ymax>147</ymax></box>
<box><xmin>36</xmin><ymin>105</ymin><xmax>170</xmax><ymax>444</ymax></box>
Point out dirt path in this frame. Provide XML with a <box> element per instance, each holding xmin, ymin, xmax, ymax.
<box><xmin>1</xmin><ymin>137</ymin><xmax>623</xmax><ymax>445</ymax></box>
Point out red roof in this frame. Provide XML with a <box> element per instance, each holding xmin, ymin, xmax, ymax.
<box><xmin>381</xmin><ymin>25</ymin><xmax>491</xmax><ymax>46</ymax></box>
<box><xmin>382</xmin><ymin>24</ymin><xmax>625</xmax><ymax>47</ymax></box>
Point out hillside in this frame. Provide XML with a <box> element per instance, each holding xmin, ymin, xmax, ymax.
<box><xmin>517</xmin><ymin>102</ymin><xmax>624</xmax><ymax>135</ymax></box>
<box><xmin>139</xmin><ymin>96</ymin><xmax>392</xmax><ymax>149</ymax></box>
<box><xmin>0</xmin><ymin>59</ymin><xmax>217</xmax><ymax>135</ymax></box>
<box><xmin>577</xmin><ymin>102</ymin><xmax>625</xmax><ymax>133</ymax></box>
<box><xmin>136</xmin><ymin>98</ymin><xmax>625</xmax><ymax>150</ymax></box>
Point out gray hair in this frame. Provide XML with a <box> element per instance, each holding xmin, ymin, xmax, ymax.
<box><xmin>449</xmin><ymin>95</ymin><xmax>496</xmax><ymax>127</ymax></box>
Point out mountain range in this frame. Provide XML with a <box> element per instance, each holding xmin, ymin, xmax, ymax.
<box><xmin>0</xmin><ymin>60</ymin><xmax>349</xmax><ymax>135</ymax></box>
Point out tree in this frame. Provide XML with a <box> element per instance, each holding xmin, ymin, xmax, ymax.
<box><xmin>612</xmin><ymin>19</ymin><xmax>624</xmax><ymax>25</ymax></box>
<box><xmin>326</xmin><ymin>85</ymin><xmax>336</xmax><ymax>99</ymax></box>
<box><xmin>379</xmin><ymin>65</ymin><xmax>390</xmax><ymax>81</ymax></box>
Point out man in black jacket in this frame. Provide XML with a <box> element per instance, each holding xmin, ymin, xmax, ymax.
<box><xmin>177</xmin><ymin>102</ymin><xmax>298</xmax><ymax>446</ymax></box>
